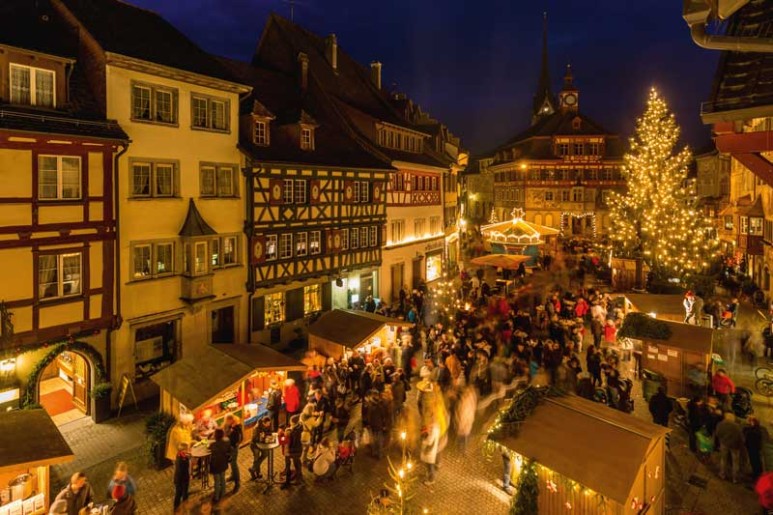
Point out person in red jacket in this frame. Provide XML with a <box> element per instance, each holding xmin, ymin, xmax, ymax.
<box><xmin>712</xmin><ymin>368</ymin><xmax>736</xmax><ymax>409</ymax></box>
<box><xmin>283</xmin><ymin>378</ymin><xmax>301</xmax><ymax>425</ymax></box>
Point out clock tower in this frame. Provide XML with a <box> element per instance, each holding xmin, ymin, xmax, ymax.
<box><xmin>559</xmin><ymin>64</ymin><xmax>579</xmax><ymax>113</ymax></box>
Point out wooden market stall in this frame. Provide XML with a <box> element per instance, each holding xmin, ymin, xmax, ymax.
<box><xmin>488</xmin><ymin>392</ymin><xmax>668</xmax><ymax>515</ymax></box>
<box><xmin>308</xmin><ymin>309</ymin><xmax>413</xmax><ymax>360</ymax></box>
<box><xmin>619</xmin><ymin>313</ymin><xmax>716</xmax><ymax>398</ymax></box>
<box><xmin>0</xmin><ymin>409</ymin><xmax>74</xmax><ymax>514</ymax></box>
<box><xmin>150</xmin><ymin>344</ymin><xmax>306</xmax><ymax>447</ymax></box>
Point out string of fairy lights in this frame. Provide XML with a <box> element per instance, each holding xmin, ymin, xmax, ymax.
<box><xmin>608</xmin><ymin>88</ymin><xmax>718</xmax><ymax>278</ymax></box>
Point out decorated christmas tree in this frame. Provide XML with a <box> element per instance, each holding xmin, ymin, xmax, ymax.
<box><xmin>609</xmin><ymin>88</ymin><xmax>715</xmax><ymax>280</ymax></box>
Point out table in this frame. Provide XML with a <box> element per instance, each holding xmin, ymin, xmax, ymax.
<box><xmin>191</xmin><ymin>441</ymin><xmax>212</xmax><ymax>490</ymax></box>
<box><xmin>255</xmin><ymin>439</ymin><xmax>280</xmax><ymax>494</ymax></box>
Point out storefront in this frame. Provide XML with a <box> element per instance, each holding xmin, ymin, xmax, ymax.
<box><xmin>309</xmin><ymin>309</ymin><xmax>414</xmax><ymax>360</ymax></box>
<box><xmin>331</xmin><ymin>268</ymin><xmax>380</xmax><ymax>309</ymax></box>
<box><xmin>0</xmin><ymin>410</ymin><xmax>74</xmax><ymax>514</ymax></box>
<box><xmin>151</xmin><ymin>344</ymin><xmax>306</xmax><ymax>446</ymax></box>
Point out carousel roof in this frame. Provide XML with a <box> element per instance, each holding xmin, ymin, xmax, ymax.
<box><xmin>481</xmin><ymin>208</ymin><xmax>560</xmax><ymax>246</ymax></box>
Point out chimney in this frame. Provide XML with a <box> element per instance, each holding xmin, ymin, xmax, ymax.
<box><xmin>297</xmin><ymin>52</ymin><xmax>309</xmax><ymax>91</ymax></box>
<box><xmin>325</xmin><ymin>34</ymin><xmax>337</xmax><ymax>70</ymax></box>
<box><xmin>370</xmin><ymin>61</ymin><xmax>382</xmax><ymax>89</ymax></box>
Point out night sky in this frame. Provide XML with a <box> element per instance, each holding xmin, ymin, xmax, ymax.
<box><xmin>130</xmin><ymin>0</ymin><xmax>720</xmax><ymax>156</ymax></box>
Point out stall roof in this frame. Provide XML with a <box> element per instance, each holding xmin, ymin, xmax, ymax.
<box><xmin>150</xmin><ymin>344</ymin><xmax>306</xmax><ymax>412</ymax></box>
<box><xmin>623</xmin><ymin>293</ymin><xmax>686</xmax><ymax>319</ymax></box>
<box><xmin>492</xmin><ymin>395</ymin><xmax>668</xmax><ymax>505</ymax></box>
<box><xmin>309</xmin><ymin>309</ymin><xmax>413</xmax><ymax>348</ymax></box>
<box><xmin>0</xmin><ymin>409</ymin><xmax>74</xmax><ymax>473</ymax></box>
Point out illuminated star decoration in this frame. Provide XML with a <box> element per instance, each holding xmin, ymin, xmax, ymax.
<box><xmin>511</xmin><ymin>207</ymin><xmax>526</xmax><ymax>221</ymax></box>
<box><xmin>546</xmin><ymin>479</ymin><xmax>557</xmax><ymax>493</ymax></box>
<box><xmin>564</xmin><ymin>501</ymin><xmax>572</xmax><ymax>510</ymax></box>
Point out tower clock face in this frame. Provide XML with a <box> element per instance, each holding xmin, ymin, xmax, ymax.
<box><xmin>564</xmin><ymin>94</ymin><xmax>577</xmax><ymax>106</ymax></box>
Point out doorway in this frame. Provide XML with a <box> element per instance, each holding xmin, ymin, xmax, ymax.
<box><xmin>39</xmin><ymin>351</ymin><xmax>89</xmax><ymax>426</ymax></box>
<box><xmin>391</xmin><ymin>263</ymin><xmax>404</xmax><ymax>301</ymax></box>
<box><xmin>412</xmin><ymin>256</ymin><xmax>424</xmax><ymax>290</ymax></box>
<box><xmin>212</xmin><ymin>306</ymin><xmax>236</xmax><ymax>344</ymax></box>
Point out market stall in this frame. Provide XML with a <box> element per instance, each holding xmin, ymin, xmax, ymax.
<box><xmin>619</xmin><ymin>313</ymin><xmax>716</xmax><ymax>398</ymax></box>
<box><xmin>150</xmin><ymin>344</ymin><xmax>306</xmax><ymax>448</ymax></box>
<box><xmin>308</xmin><ymin>309</ymin><xmax>414</xmax><ymax>360</ymax></box>
<box><xmin>0</xmin><ymin>409</ymin><xmax>74</xmax><ymax>514</ymax></box>
<box><xmin>480</xmin><ymin>207</ymin><xmax>560</xmax><ymax>266</ymax></box>
<box><xmin>487</xmin><ymin>389</ymin><xmax>668</xmax><ymax>515</ymax></box>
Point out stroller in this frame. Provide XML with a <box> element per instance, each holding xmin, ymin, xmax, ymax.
<box><xmin>334</xmin><ymin>432</ymin><xmax>357</xmax><ymax>478</ymax></box>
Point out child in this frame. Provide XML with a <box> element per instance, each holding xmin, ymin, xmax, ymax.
<box><xmin>173</xmin><ymin>443</ymin><xmax>190</xmax><ymax>511</ymax></box>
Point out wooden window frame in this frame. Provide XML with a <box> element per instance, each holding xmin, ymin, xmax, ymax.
<box><xmin>10</xmin><ymin>63</ymin><xmax>56</xmax><ymax>107</ymax></box>
<box><xmin>301</xmin><ymin>126</ymin><xmax>315</xmax><ymax>150</ymax></box>
<box><xmin>131</xmin><ymin>241</ymin><xmax>175</xmax><ymax>280</ymax></box>
<box><xmin>279</xmin><ymin>233</ymin><xmax>293</xmax><ymax>259</ymax></box>
<box><xmin>310</xmin><ymin>231</ymin><xmax>321</xmax><ymax>255</ymax></box>
<box><xmin>37</xmin><ymin>155</ymin><xmax>82</xmax><ymax>200</ymax></box>
<box><xmin>266</xmin><ymin>234</ymin><xmax>278</xmax><ymax>261</ymax></box>
<box><xmin>130</xmin><ymin>160</ymin><xmax>179</xmax><ymax>199</ymax></box>
<box><xmin>38</xmin><ymin>251</ymin><xmax>82</xmax><ymax>300</ymax></box>
<box><xmin>200</xmin><ymin>163</ymin><xmax>238</xmax><ymax>198</ymax></box>
<box><xmin>296</xmin><ymin>232</ymin><xmax>308</xmax><ymax>257</ymax></box>
<box><xmin>191</xmin><ymin>93</ymin><xmax>231</xmax><ymax>133</ymax></box>
<box><xmin>130</xmin><ymin>80</ymin><xmax>178</xmax><ymax>126</ymax></box>
<box><xmin>253</xmin><ymin>119</ymin><xmax>269</xmax><ymax>146</ymax></box>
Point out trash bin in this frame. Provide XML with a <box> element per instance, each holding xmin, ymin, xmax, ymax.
<box><xmin>700</xmin><ymin>314</ymin><xmax>714</xmax><ymax>328</ymax></box>
<box><xmin>641</xmin><ymin>369</ymin><xmax>666</xmax><ymax>402</ymax></box>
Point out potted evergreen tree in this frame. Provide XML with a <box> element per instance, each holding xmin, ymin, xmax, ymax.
<box><xmin>90</xmin><ymin>382</ymin><xmax>113</xmax><ymax>423</ymax></box>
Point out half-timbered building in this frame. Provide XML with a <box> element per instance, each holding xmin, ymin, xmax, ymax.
<box><xmin>52</xmin><ymin>0</ymin><xmax>252</xmax><ymax>402</ymax></box>
<box><xmin>220</xmin><ymin>57</ymin><xmax>393</xmax><ymax>345</ymax></box>
<box><xmin>254</xmin><ymin>15</ymin><xmax>462</xmax><ymax>303</ymax></box>
<box><xmin>0</xmin><ymin>0</ymin><xmax>128</xmax><ymax>421</ymax></box>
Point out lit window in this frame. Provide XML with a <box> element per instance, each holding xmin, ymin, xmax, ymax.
<box><xmin>132</xmin><ymin>242</ymin><xmax>174</xmax><ymax>279</ymax></box>
<box><xmin>266</xmin><ymin>235</ymin><xmax>278</xmax><ymax>261</ymax></box>
<box><xmin>351</xmin><ymin>227</ymin><xmax>359</xmax><ymax>249</ymax></box>
<box><xmin>369</xmin><ymin>226</ymin><xmax>377</xmax><ymax>247</ymax></box>
<box><xmin>294</xmin><ymin>179</ymin><xmax>307</xmax><ymax>204</ymax></box>
<box><xmin>279</xmin><ymin>233</ymin><xmax>293</xmax><ymax>259</ymax></box>
<box><xmin>310</xmin><ymin>231</ymin><xmax>321</xmax><ymax>254</ymax></box>
<box><xmin>10</xmin><ymin>64</ymin><xmax>55</xmax><ymax>107</ymax></box>
<box><xmin>391</xmin><ymin>220</ymin><xmax>405</xmax><ymax>243</ymax></box>
<box><xmin>39</xmin><ymin>253</ymin><xmax>81</xmax><ymax>299</ymax></box>
<box><xmin>211</xmin><ymin>236</ymin><xmax>238</xmax><ymax>268</ymax></box>
<box><xmin>304</xmin><ymin>284</ymin><xmax>322</xmax><ymax>314</ymax></box>
<box><xmin>415</xmin><ymin>218</ymin><xmax>426</xmax><ymax>237</ymax></box>
<box><xmin>200</xmin><ymin>165</ymin><xmax>236</xmax><ymax>197</ymax></box>
<box><xmin>265</xmin><ymin>292</ymin><xmax>285</xmax><ymax>325</ymax></box>
<box><xmin>38</xmin><ymin>155</ymin><xmax>81</xmax><ymax>200</ymax></box>
<box><xmin>430</xmin><ymin>216</ymin><xmax>441</xmax><ymax>234</ymax></box>
<box><xmin>296</xmin><ymin>232</ymin><xmax>308</xmax><ymax>257</ymax></box>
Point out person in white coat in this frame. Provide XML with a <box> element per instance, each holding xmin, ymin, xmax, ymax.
<box><xmin>454</xmin><ymin>386</ymin><xmax>477</xmax><ymax>450</ymax></box>
<box><xmin>420</xmin><ymin>423</ymin><xmax>440</xmax><ymax>486</ymax></box>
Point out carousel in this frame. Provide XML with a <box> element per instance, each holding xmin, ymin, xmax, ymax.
<box><xmin>480</xmin><ymin>207</ymin><xmax>560</xmax><ymax>266</ymax></box>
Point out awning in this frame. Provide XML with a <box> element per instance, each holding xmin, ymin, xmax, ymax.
<box><xmin>0</xmin><ymin>409</ymin><xmax>74</xmax><ymax>473</ymax></box>
<box><xmin>309</xmin><ymin>309</ymin><xmax>413</xmax><ymax>349</ymax></box>
<box><xmin>150</xmin><ymin>344</ymin><xmax>306</xmax><ymax>412</ymax></box>
<box><xmin>491</xmin><ymin>395</ymin><xmax>668</xmax><ymax>505</ymax></box>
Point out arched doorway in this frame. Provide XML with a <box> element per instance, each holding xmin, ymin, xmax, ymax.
<box><xmin>39</xmin><ymin>351</ymin><xmax>91</xmax><ymax>425</ymax></box>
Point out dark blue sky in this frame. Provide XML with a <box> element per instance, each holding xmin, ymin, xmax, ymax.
<box><xmin>132</xmin><ymin>0</ymin><xmax>719</xmax><ymax>155</ymax></box>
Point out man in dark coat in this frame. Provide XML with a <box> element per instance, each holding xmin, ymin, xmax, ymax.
<box><xmin>281</xmin><ymin>415</ymin><xmax>304</xmax><ymax>490</ymax></box>
<box><xmin>173</xmin><ymin>443</ymin><xmax>191</xmax><ymax>510</ymax></box>
<box><xmin>648</xmin><ymin>387</ymin><xmax>672</xmax><ymax>427</ymax></box>
<box><xmin>365</xmin><ymin>391</ymin><xmax>387</xmax><ymax>459</ymax></box>
<box><xmin>209</xmin><ymin>429</ymin><xmax>231</xmax><ymax>503</ymax></box>
<box><xmin>266</xmin><ymin>381</ymin><xmax>283</xmax><ymax>431</ymax></box>
<box><xmin>51</xmin><ymin>472</ymin><xmax>94</xmax><ymax>515</ymax></box>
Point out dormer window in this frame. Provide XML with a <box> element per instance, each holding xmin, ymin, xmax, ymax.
<box><xmin>301</xmin><ymin>127</ymin><xmax>314</xmax><ymax>150</ymax></box>
<box><xmin>10</xmin><ymin>64</ymin><xmax>55</xmax><ymax>107</ymax></box>
<box><xmin>254</xmin><ymin>120</ymin><xmax>269</xmax><ymax>146</ymax></box>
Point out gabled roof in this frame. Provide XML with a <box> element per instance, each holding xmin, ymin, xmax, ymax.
<box><xmin>0</xmin><ymin>409</ymin><xmax>74</xmax><ymax>473</ymax></box>
<box><xmin>57</xmin><ymin>0</ymin><xmax>241</xmax><ymax>84</ymax></box>
<box><xmin>179</xmin><ymin>199</ymin><xmax>216</xmax><ymax>237</ymax></box>
<box><xmin>309</xmin><ymin>309</ymin><xmax>413</xmax><ymax>348</ymax></box>
<box><xmin>0</xmin><ymin>0</ymin><xmax>76</xmax><ymax>58</ymax></box>
<box><xmin>704</xmin><ymin>0</ymin><xmax>773</xmax><ymax>119</ymax></box>
<box><xmin>218</xmin><ymin>57</ymin><xmax>394</xmax><ymax>170</ymax></box>
<box><xmin>492</xmin><ymin>394</ymin><xmax>667</xmax><ymax>505</ymax></box>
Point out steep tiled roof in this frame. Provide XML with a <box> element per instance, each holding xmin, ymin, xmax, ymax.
<box><xmin>492</xmin><ymin>110</ymin><xmax>624</xmax><ymax>163</ymax></box>
<box><xmin>704</xmin><ymin>0</ymin><xmax>773</xmax><ymax>116</ymax></box>
<box><xmin>0</xmin><ymin>0</ymin><xmax>76</xmax><ymax>58</ymax></box>
<box><xmin>217</xmin><ymin>57</ymin><xmax>394</xmax><ymax>170</ymax></box>
<box><xmin>179</xmin><ymin>199</ymin><xmax>217</xmax><ymax>237</ymax></box>
<box><xmin>57</xmin><ymin>0</ymin><xmax>240</xmax><ymax>83</ymax></box>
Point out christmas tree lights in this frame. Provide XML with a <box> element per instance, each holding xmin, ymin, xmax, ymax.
<box><xmin>609</xmin><ymin>88</ymin><xmax>716</xmax><ymax>280</ymax></box>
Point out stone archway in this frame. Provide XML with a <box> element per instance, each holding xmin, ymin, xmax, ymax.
<box><xmin>24</xmin><ymin>341</ymin><xmax>106</xmax><ymax>412</ymax></box>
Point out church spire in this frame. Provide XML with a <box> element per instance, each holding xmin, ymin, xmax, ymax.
<box><xmin>532</xmin><ymin>12</ymin><xmax>556</xmax><ymax>125</ymax></box>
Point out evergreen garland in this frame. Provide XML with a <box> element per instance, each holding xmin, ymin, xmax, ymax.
<box><xmin>22</xmin><ymin>340</ymin><xmax>107</xmax><ymax>408</ymax></box>
<box><xmin>510</xmin><ymin>459</ymin><xmax>538</xmax><ymax>515</ymax></box>
<box><xmin>618</xmin><ymin>312</ymin><xmax>672</xmax><ymax>341</ymax></box>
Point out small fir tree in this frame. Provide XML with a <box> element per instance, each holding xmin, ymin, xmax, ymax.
<box><xmin>510</xmin><ymin>459</ymin><xmax>539</xmax><ymax>515</ymax></box>
<box><xmin>609</xmin><ymin>88</ymin><xmax>715</xmax><ymax>280</ymax></box>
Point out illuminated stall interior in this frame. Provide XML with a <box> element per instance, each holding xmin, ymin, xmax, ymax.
<box><xmin>0</xmin><ymin>410</ymin><xmax>74</xmax><ymax>514</ymax></box>
<box><xmin>151</xmin><ymin>344</ymin><xmax>306</xmax><ymax>444</ymax></box>
<box><xmin>309</xmin><ymin>309</ymin><xmax>414</xmax><ymax>360</ymax></box>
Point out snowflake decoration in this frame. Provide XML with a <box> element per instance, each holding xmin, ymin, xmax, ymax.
<box><xmin>546</xmin><ymin>480</ymin><xmax>557</xmax><ymax>493</ymax></box>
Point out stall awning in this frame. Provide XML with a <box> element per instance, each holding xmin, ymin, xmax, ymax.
<box><xmin>0</xmin><ymin>409</ymin><xmax>74</xmax><ymax>473</ymax></box>
<box><xmin>150</xmin><ymin>344</ymin><xmax>306</xmax><ymax>412</ymax></box>
<box><xmin>623</xmin><ymin>293</ymin><xmax>687</xmax><ymax>319</ymax></box>
<box><xmin>309</xmin><ymin>309</ymin><xmax>413</xmax><ymax>349</ymax></box>
<box><xmin>491</xmin><ymin>395</ymin><xmax>668</xmax><ymax>505</ymax></box>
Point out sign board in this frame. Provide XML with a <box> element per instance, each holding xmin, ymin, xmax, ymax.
<box><xmin>116</xmin><ymin>373</ymin><xmax>138</xmax><ymax>418</ymax></box>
